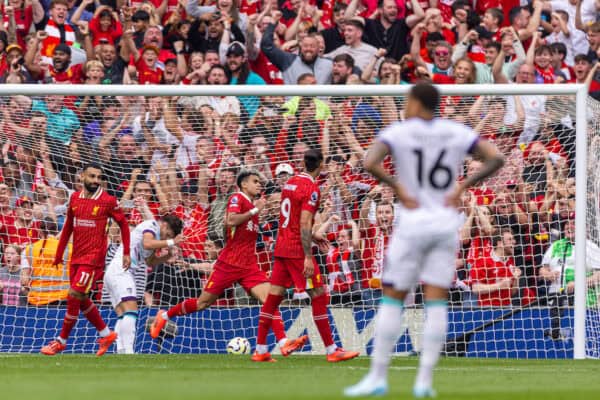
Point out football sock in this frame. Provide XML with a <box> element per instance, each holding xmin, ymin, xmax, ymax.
<box><xmin>80</xmin><ymin>297</ymin><xmax>108</xmax><ymax>334</ymax></box>
<box><xmin>59</xmin><ymin>295</ymin><xmax>81</xmax><ymax>342</ymax></box>
<box><xmin>115</xmin><ymin>317</ymin><xmax>125</xmax><ymax>353</ymax></box>
<box><xmin>415</xmin><ymin>301</ymin><xmax>448</xmax><ymax>390</ymax></box>
<box><xmin>256</xmin><ymin>294</ymin><xmax>284</xmax><ymax>352</ymax></box>
<box><xmin>166</xmin><ymin>298</ymin><xmax>199</xmax><ymax>319</ymax></box>
<box><xmin>369</xmin><ymin>297</ymin><xmax>405</xmax><ymax>382</ymax></box>
<box><xmin>272</xmin><ymin>310</ymin><xmax>287</xmax><ymax>343</ymax></box>
<box><xmin>120</xmin><ymin>311</ymin><xmax>138</xmax><ymax>354</ymax></box>
<box><xmin>311</xmin><ymin>293</ymin><xmax>335</xmax><ymax>349</ymax></box>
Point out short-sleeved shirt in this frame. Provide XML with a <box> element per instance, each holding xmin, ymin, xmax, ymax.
<box><xmin>218</xmin><ymin>192</ymin><xmax>259</xmax><ymax>268</ymax></box>
<box><xmin>363</xmin><ymin>18</ymin><xmax>411</xmax><ymax>61</ymax></box>
<box><xmin>31</xmin><ymin>100</ymin><xmax>80</xmax><ymax>145</ymax></box>
<box><xmin>542</xmin><ymin>239</ymin><xmax>600</xmax><ymax>295</ymax></box>
<box><xmin>274</xmin><ymin>173</ymin><xmax>320</xmax><ymax>259</ymax></box>
<box><xmin>470</xmin><ymin>251</ymin><xmax>516</xmax><ymax>307</ymax></box>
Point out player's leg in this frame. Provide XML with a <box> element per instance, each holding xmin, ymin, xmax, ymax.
<box><xmin>106</xmin><ymin>269</ymin><xmax>138</xmax><ymax>354</ymax></box>
<box><xmin>412</xmin><ymin>237</ymin><xmax>456</xmax><ymax>398</ymax></box>
<box><xmin>150</xmin><ymin>262</ymin><xmax>234</xmax><ymax>339</ymax></box>
<box><xmin>254</xmin><ymin>258</ymin><xmax>288</xmax><ymax>361</ymax></box>
<box><xmin>249</xmin><ymin>280</ymin><xmax>308</xmax><ymax>356</ymax></box>
<box><xmin>41</xmin><ymin>264</ymin><xmax>92</xmax><ymax>355</ymax></box>
<box><xmin>345</xmin><ymin>237</ymin><xmax>421</xmax><ymax>396</ymax></box>
<box><xmin>77</xmin><ymin>268</ymin><xmax>113</xmax><ymax>342</ymax></box>
<box><xmin>117</xmin><ymin>301</ymin><xmax>139</xmax><ymax>354</ymax></box>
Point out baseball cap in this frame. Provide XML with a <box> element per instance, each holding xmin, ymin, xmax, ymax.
<box><xmin>16</xmin><ymin>196</ymin><xmax>33</xmax><ymax>207</ymax></box>
<box><xmin>226</xmin><ymin>41</ymin><xmax>246</xmax><ymax>57</ymax></box>
<box><xmin>6</xmin><ymin>44</ymin><xmax>23</xmax><ymax>54</ymax></box>
<box><xmin>505</xmin><ymin>179</ymin><xmax>518</xmax><ymax>188</ymax></box>
<box><xmin>275</xmin><ymin>163</ymin><xmax>294</xmax><ymax>176</ymax></box>
<box><xmin>426</xmin><ymin>32</ymin><xmax>445</xmax><ymax>43</ymax></box>
<box><xmin>54</xmin><ymin>43</ymin><xmax>71</xmax><ymax>56</ymax></box>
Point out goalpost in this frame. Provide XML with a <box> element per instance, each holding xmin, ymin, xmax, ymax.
<box><xmin>0</xmin><ymin>83</ymin><xmax>593</xmax><ymax>359</ymax></box>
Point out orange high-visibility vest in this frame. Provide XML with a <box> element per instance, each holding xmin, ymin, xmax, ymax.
<box><xmin>25</xmin><ymin>237</ymin><xmax>71</xmax><ymax>306</ymax></box>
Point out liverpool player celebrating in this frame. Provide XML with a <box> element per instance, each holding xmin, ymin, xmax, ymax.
<box><xmin>41</xmin><ymin>163</ymin><xmax>131</xmax><ymax>356</ymax></box>
<box><xmin>253</xmin><ymin>150</ymin><xmax>360</xmax><ymax>363</ymax></box>
<box><xmin>150</xmin><ymin>171</ymin><xmax>306</xmax><ymax>357</ymax></box>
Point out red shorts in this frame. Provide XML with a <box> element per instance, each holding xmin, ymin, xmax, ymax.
<box><xmin>70</xmin><ymin>264</ymin><xmax>101</xmax><ymax>294</ymax></box>
<box><xmin>204</xmin><ymin>260</ymin><xmax>269</xmax><ymax>296</ymax></box>
<box><xmin>270</xmin><ymin>257</ymin><xmax>323</xmax><ymax>291</ymax></box>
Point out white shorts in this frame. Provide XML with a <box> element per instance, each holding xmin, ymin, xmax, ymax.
<box><xmin>104</xmin><ymin>250</ymin><xmax>137</xmax><ymax>308</ymax></box>
<box><xmin>382</xmin><ymin>223</ymin><xmax>458</xmax><ymax>291</ymax></box>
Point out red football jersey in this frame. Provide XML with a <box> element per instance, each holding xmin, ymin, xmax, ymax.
<box><xmin>0</xmin><ymin>220</ymin><xmax>40</xmax><ymax>246</ymax></box>
<box><xmin>54</xmin><ymin>188</ymin><xmax>130</xmax><ymax>268</ymax></box>
<box><xmin>274</xmin><ymin>173</ymin><xmax>320</xmax><ymax>259</ymax></box>
<box><xmin>218</xmin><ymin>192</ymin><xmax>259</xmax><ymax>268</ymax></box>
<box><xmin>173</xmin><ymin>203</ymin><xmax>209</xmax><ymax>260</ymax></box>
<box><xmin>470</xmin><ymin>251</ymin><xmax>516</xmax><ymax>307</ymax></box>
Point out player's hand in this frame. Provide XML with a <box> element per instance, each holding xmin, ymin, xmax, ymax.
<box><xmin>122</xmin><ymin>255</ymin><xmax>131</xmax><ymax>271</ymax></box>
<box><xmin>394</xmin><ymin>184</ymin><xmax>418</xmax><ymax>209</ymax></box>
<box><xmin>303</xmin><ymin>256</ymin><xmax>314</xmax><ymax>278</ymax></box>
<box><xmin>254</xmin><ymin>197</ymin><xmax>267</xmax><ymax>211</ymax></box>
<box><xmin>173</xmin><ymin>234</ymin><xmax>185</xmax><ymax>245</ymax></box>
<box><xmin>566</xmin><ymin>281</ymin><xmax>575</xmax><ymax>293</ymax></box>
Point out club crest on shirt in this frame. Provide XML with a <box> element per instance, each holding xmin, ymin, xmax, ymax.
<box><xmin>92</xmin><ymin>206</ymin><xmax>100</xmax><ymax>216</ymax></box>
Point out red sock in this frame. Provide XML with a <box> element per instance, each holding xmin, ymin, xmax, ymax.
<box><xmin>271</xmin><ymin>310</ymin><xmax>286</xmax><ymax>342</ymax></box>
<box><xmin>59</xmin><ymin>295</ymin><xmax>81</xmax><ymax>341</ymax></box>
<box><xmin>80</xmin><ymin>297</ymin><xmax>107</xmax><ymax>332</ymax></box>
<box><xmin>167</xmin><ymin>298</ymin><xmax>199</xmax><ymax>319</ymax></box>
<box><xmin>257</xmin><ymin>294</ymin><xmax>283</xmax><ymax>346</ymax></box>
<box><xmin>312</xmin><ymin>293</ymin><xmax>335</xmax><ymax>348</ymax></box>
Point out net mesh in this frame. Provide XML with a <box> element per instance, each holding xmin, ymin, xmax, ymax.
<box><xmin>0</xmin><ymin>89</ymin><xmax>598</xmax><ymax>357</ymax></box>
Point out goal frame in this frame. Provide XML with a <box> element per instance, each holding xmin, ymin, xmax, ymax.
<box><xmin>1</xmin><ymin>83</ymin><xmax>588</xmax><ymax>359</ymax></box>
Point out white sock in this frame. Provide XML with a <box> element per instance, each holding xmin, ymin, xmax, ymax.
<box><xmin>278</xmin><ymin>338</ymin><xmax>288</xmax><ymax>348</ymax></box>
<box><xmin>325</xmin><ymin>344</ymin><xmax>338</xmax><ymax>355</ymax></box>
<box><xmin>56</xmin><ymin>336</ymin><xmax>67</xmax><ymax>345</ymax></box>
<box><xmin>369</xmin><ymin>297</ymin><xmax>404</xmax><ymax>382</ymax></box>
<box><xmin>256</xmin><ymin>344</ymin><xmax>269</xmax><ymax>354</ymax></box>
<box><xmin>99</xmin><ymin>327</ymin><xmax>110</xmax><ymax>338</ymax></box>
<box><xmin>120</xmin><ymin>312</ymin><xmax>138</xmax><ymax>354</ymax></box>
<box><xmin>115</xmin><ymin>318</ymin><xmax>125</xmax><ymax>354</ymax></box>
<box><xmin>415</xmin><ymin>301</ymin><xmax>448</xmax><ymax>390</ymax></box>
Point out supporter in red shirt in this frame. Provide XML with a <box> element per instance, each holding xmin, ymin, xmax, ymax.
<box><xmin>24</xmin><ymin>38</ymin><xmax>84</xmax><ymax>84</ymax></box>
<box><xmin>0</xmin><ymin>183</ymin><xmax>14</xmax><ymax>227</ymax></box>
<box><xmin>87</xmin><ymin>6</ymin><xmax>123</xmax><ymax>46</ymax></box>
<box><xmin>135</xmin><ymin>45</ymin><xmax>164</xmax><ymax>84</ymax></box>
<box><xmin>173</xmin><ymin>181</ymin><xmax>209</xmax><ymax>261</ymax></box>
<box><xmin>2</xmin><ymin>0</ymin><xmax>41</xmax><ymax>49</ymax></box>
<box><xmin>0</xmin><ymin>196</ymin><xmax>40</xmax><ymax>247</ymax></box>
<box><xmin>527</xmin><ymin>36</ymin><xmax>556</xmax><ymax>84</ymax></box>
<box><xmin>470</xmin><ymin>229</ymin><xmax>521</xmax><ymax>307</ymax></box>
<box><xmin>325</xmin><ymin>222</ymin><xmax>361</xmax><ymax>297</ymax></box>
<box><xmin>359</xmin><ymin>196</ymin><xmax>393</xmax><ymax>290</ymax></box>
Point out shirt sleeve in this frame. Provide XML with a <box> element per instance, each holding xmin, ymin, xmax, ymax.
<box><xmin>227</xmin><ymin>194</ymin><xmax>242</xmax><ymax>214</ymax></box>
<box><xmin>541</xmin><ymin>245</ymin><xmax>553</xmax><ymax>267</ymax></box>
<box><xmin>301</xmin><ymin>184</ymin><xmax>320</xmax><ymax>215</ymax></box>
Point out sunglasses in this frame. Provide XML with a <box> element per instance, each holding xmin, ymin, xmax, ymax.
<box><xmin>435</xmin><ymin>50</ymin><xmax>449</xmax><ymax>57</ymax></box>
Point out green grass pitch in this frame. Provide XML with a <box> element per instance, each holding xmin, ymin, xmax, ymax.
<box><xmin>1</xmin><ymin>355</ymin><xmax>598</xmax><ymax>399</ymax></box>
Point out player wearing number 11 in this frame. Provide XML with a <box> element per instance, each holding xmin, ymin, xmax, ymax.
<box><xmin>344</xmin><ymin>83</ymin><xmax>504</xmax><ymax>398</ymax></box>
<box><xmin>41</xmin><ymin>163</ymin><xmax>131</xmax><ymax>356</ymax></box>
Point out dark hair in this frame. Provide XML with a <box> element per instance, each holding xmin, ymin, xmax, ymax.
<box><xmin>304</xmin><ymin>149</ymin><xmax>323</xmax><ymax>173</ymax></box>
<box><xmin>574</xmin><ymin>53</ymin><xmax>592</xmax><ymax>64</ymax></box>
<box><xmin>535</xmin><ymin>44</ymin><xmax>553</xmax><ymax>56</ymax></box>
<box><xmin>451</xmin><ymin>0</ymin><xmax>470</xmax><ymax>14</ymax></box>
<box><xmin>236</xmin><ymin>169</ymin><xmax>261</xmax><ymax>189</ymax></box>
<box><xmin>492</xmin><ymin>229</ymin><xmax>513</xmax><ymax>247</ymax></box>
<box><xmin>333</xmin><ymin>53</ymin><xmax>355</xmax><ymax>69</ymax></box>
<box><xmin>486</xmin><ymin>8</ymin><xmax>504</xmax><ymax>26</ymax></box>
<box><xmin>40</xmin><ymin>218</ymin><xmax>58</xmax><ymax>236</ymax></box>
<box><xmin>508</xmin><ymin>6</ymin><xmax>522</xmax><ymax>25</ymax></box>
<box><xmin>162</xmin><ymin>214</ymin><xmax>183</xmax><ymax>236</ymax></box>
<box><xmin>82</xmin><ymin>162</ymin><xmax>104</xmax><ymax>173</ymax></box>
<box><xmin>550</xmin><ymin>42</ymin><xmax>567</xmax><ymax>58</ymax></box>
<box><xmin>333</xmin><ymin>2</ymin><xmax>348</xmax><ymax>13</ymax></box>
<box><xmin>208</xmin><ymin>65</ymin><xmax>229</xmax><ymax>83</ymax></box>
<box><xmin>484</xmin><ymin>41</ymin><xmax>501</xmax><ymax>52</ymax></box>
<box><xmin>409</xmin><ymin>83</ymin><xmax>440</xmax><ymax>113</ymax></box>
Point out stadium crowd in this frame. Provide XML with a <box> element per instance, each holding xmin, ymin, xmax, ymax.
<box><xmin>0</xmin><ymin>0</ymin><xmax>599</xmax><ymax>317</ymax></box>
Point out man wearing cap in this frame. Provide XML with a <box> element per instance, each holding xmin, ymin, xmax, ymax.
<box><xmin>25</xmin><ymin>31</ymin><xmax>85</xmax><ymax>83</ymax></box>
<box><xmin>0</xmin><ymin>196</ymin><xmax>41</xmax><ymax>247</ymax></box>
<box><xmin>274</xmin><ymin>163</ymin><xmax>294</xmax><ymax>189</ymax></box>
<box><xmin>345</xmin><ymin>0</ymin><xmax>424</xmax><ymax>61</ymax></box>
<box><xmin>325</xmin><ymin>17</ymin><xmax>378</xmax><ymax>70</ymax></box>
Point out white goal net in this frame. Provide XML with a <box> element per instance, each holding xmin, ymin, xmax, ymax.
<box><xmin>0</xmin><ymin>84</ymin><xmax>597</xmax><ymax>358</ymax></box>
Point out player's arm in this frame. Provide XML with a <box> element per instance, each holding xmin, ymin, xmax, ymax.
<box><xmin>363</xmin><ymin>141</ymin><xmax>418</xmax><ymax>209</ymax></box>
<box><xmin>109</xmin><ymin>199</ymin><xmax>132</xmax><ymax>269</ymax></box>
<box><xmin>300</xmin><ymin>209</ymin><xmax>316</xmax><ymax>277</ymax></box>
<box><xmin>142</xmin><ymin>231</ymin><xmax>184</xmax><ymax>251</ymax></box>
<box><xmin>447</xmin><ymin>140</ymin><xmax>504</xmax><ymax>207</ymax></box>
<box><xmin>52</xmin><ymin>198</ymin><xmax>75</xmax><ymax>266</ymax></box>
<box><xmin>226</xmin><ymin>197</ymin><xmax>266</xmax><ymax>227</ymax></box>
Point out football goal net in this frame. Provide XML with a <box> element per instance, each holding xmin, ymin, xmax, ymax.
<box><xmin>0</xmin><ymin>84</ymin><xmax>596</xmax><ymax>359</ymax></box>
